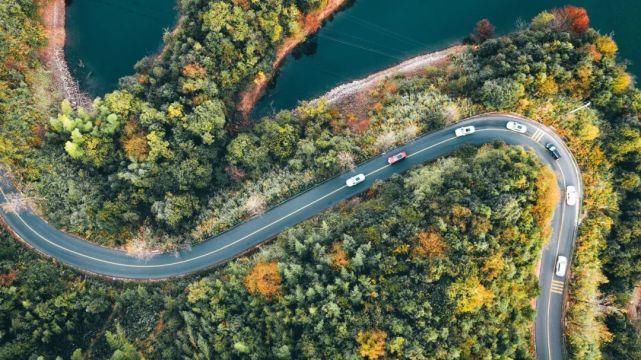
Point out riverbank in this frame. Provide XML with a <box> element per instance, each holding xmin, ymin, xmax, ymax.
<box><xmin>38</xmin><ymin>0</ymin><xmax>92</xmax><ymax>110</ymax></box>
<box><xmin>236</xmin><ymin>0</ymin><xmax>350</xmax><ymax>121</ymax></box>
<box><xmin>311</xmin><ymin>45</ymin><xmax>465</xmax><ymax>119</ymax></box>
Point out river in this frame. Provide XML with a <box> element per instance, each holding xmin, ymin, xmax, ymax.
<box><xmin>65</xmin><ymin>0</ymin><xmax>641</xmax><ymax>115</ymax></box>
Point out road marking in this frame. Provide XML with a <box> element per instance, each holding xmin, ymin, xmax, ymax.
<box><xmin>551</xmin><ymin>280</ymin><xmax>565</xmax><ymax>294</ymax></box>
<box><xmin>0</xmin><ymin>116</ymin><xmax>584</xmax><ymax>360</ymax></box>
<box><xmin>0</xmin><ymin>131</ymin><xmax>468</xmax><ymax>269</ymax></box>
<box><xmin>0</xmin><ymin>125</ymin><xmax>560</xmax><ymax>271</ymax></box>
<box><xmin>547</xmin><ymin>208</ymin><xmax>567</xmax><ymax>360</ymax></box>
<box><xmin>531</xmin><ymin>128</ymin><xmax>545</xmax><ymax>142</ymax></box>
<box><xmin>367</xmin><ymin>133</ymin><xmax>464</xmax><ymax>177</ymax></box>
<box><xmin>0</xmin><ymin>119</ymin><xmax>581</xmax><ymax>297</ymax></box>
<box><xmin>508</xmin><ymin>119</ymin><xmax>580</xmax><ymax>360</ymax></box>
<box><xmin>0</xmin><ymin>181</ymin><xmax>348</xmax><ymax>268</ymax></box>
<box><xmin>0</xmin><ymin>130</ymin><xmax>475</xmax><ymax>270</ymax></box>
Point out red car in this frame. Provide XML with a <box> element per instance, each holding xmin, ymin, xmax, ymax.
<box><xmin>387</xmin><ymin>151</ymin><xmax>407</xmax><ymax>164</ymax></box>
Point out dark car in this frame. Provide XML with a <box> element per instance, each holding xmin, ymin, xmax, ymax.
<box><xmin>546</xmin><ymin>143</ymin><xmax>561</xmax><ymax>160</ymax></box>
<box><xmin>387</xmin><ymin>151</ymin><xmax>407</xmax><ymax>165</ymax></box>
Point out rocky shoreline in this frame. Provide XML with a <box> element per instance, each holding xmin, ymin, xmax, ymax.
<box><xmin>316</xmin><ymin>45</ymin><xmax>465</xmax><ymax>106</ymax></box>
<box><xmin>39</xmin><ymin>0</ymin><xmax>92</xmax><ymax>110</ymax></box>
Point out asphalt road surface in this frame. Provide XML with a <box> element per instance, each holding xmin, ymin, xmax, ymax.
<box><xmin>0</xmin><ymin>114</ymin><xmax>581</xmax><ymax>360</ymax></box>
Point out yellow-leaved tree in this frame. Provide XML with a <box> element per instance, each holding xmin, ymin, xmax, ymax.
<box><xmin>449</xmin><ymin>276</ymin><xmax>494</xmax><ymax>313</ymax></box>
<box><xmin>356</xmin><ymin>329</ymin><xmax>387</xmax><ymax>359</ymax></box>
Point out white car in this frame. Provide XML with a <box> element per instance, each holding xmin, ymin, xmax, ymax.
<box><xmin>346</xmin><ymin>174</ymin><xmax>366</xmax><ymax>187</ymax></box>
<box><xmin>455</xmin><ymin>126</ymin><xmax>475</xmax><ymax>137</ymax></box>
<box><xmin>566</xmin><ymin>185</ymin><xmax>578</xmax><ymax>206</ymax></box>
<box><xmin>506</xmin><ymin>121</ymin><xmax>527</xmax><ymax>133</ymax></box>
<box><xmin>555</xmin><ymin>256</ymin><xmax>568</xmax><ymax>277</ymax></box>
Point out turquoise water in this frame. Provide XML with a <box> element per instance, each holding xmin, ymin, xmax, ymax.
<box><xmin>64</xmin><ymin>0</ymin><xmax>641</xmax><ymax>112</ymax></box>
<box><xmin>65</xmin><ymin>0</ymin><xmax>177</xmax><ymax>97</ymax></box>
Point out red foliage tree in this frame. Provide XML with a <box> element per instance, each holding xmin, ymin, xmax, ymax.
<box><xmin>471</xmin><ymin>18</ymin><xmax>495</xmax><ymax>44</ymax></box>
<box><xmin>556</xmin><ymin>5</ymin><xmax>590</xmax><ymax>34</ymax></box>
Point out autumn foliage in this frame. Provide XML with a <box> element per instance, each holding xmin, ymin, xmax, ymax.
<box><xmin>329</xmin><ymin>241</ymin><xmax>349</xmax><ymax>269</ymax></box>
<box><xmin>555</xmin><ymin>5</ymin><xmax>590</xmax><ymax>33</ymax></box>
<box><xmin>414</xmin><ymin>230</ymin><xmax>446</xmax><ymax>258</ymax></box>
<box><xmin>613</xmin><ymin>71</ymin><xmax>632</xmax><ymax>94</ymax></box>
<box><xmin>532</xmin><ymin>166</ymin><xmax>560</xmax><ymax>237</ymax></box>
<box><xmin>449</xmin><ymin>276</ymin><xmax>495</xmax><ymax>313</ymax></box>
<box><xmin>0</xmin><ymin>271</ymin><xmax>17</xmax><ymax>287</ymax></box>
<box><xmin>595</xmin><ymin>35</ymin><xmax>618</xmax><ymax>57</ymax></box>
<box><xmin>121</xmin><ymin>121</ymin><xmax>149</xmax><ymax>162</ymax></box>
<box><xmin>182</xmin><ymin>63</ymin><xmax>206</xmax><ymax>78</ymax></box>
<box><xmin>471</xmin><ymin>18</ymin><xmax>495</xmax><ymax>44</ymax></box>
<box><xmin>356</xmin><ymin>329</ymin><xmax>387</xmax><ymax>359</ymax></box>
<box><xmin>244</xmin><ymin>261</ymin><xmax>281</xmax><ymax>298</ymax></box>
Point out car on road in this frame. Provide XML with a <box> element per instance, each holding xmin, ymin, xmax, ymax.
<box><xmin>545</xmin><ymin>143</ymin><xmax>561</xmax><ymax>160</ymax></box>
<box><xmin>506</xmin><ymin>121</ymin><xmax>527</xmax><ymax>133</ymax></box>
<box><xmin>455</xmin><ymin>126</ymin><xmax>475</xmax><ymax>137</ymax></box>
<box><xmin>387</xmin><ymin>151</ymin><xmax>407</xmax><ymax>165</ymax></box>
<box><xmin>346</xmin><ymin>174</ymin><xmax>366</xmax><ymax>187</ymax></box>
<box><xmin>555</xmin><ymin>256</ymin><xmax>568</xmax><ymax>277</ymax></box>
<box><xmin>566</xmin><ymin>185</ymin><xmax>578</xmax><ymax>206</ymax></box>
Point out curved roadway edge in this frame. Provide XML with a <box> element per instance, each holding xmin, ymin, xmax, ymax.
<box><xmin>0</xmin><ymin>114</ymin><xmax>581</xmax><ymax>360</ymax></box>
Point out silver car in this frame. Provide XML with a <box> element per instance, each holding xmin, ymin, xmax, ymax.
<box><xmin>506</xmin><ymin>121</ymin><xmax>527</xmax><ymax>133</ymax></box>
<box><xmin>455</xmin><ymin>126</ymin><xmax>476</xmax><ymax>137</ymax></box>
<box><xmin>346</xmin><ymin>174</ymin><xmax>366</xmax><ymax>187</ymax></box>
<box><xmin>555</xmin><ymin>256</ymin><xmax>568</xmax><ymax>277</ymax></box>
<box><xmin>566</xmin><ymin>186</ymin><xmax>578</xmax><ymax>206</ymax></box>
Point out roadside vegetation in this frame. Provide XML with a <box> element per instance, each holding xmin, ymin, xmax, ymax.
<box><xmin>0</xmin><ymin>0</ymin><xmax>53</xmax><ymax>173</ymax></box>
<box><xmin>1</xmin><ymin>145</ymin><xmax>556</xmax><ymax>358</ymax></box>
<box><xmin>3</xmin><ymin>0</ymin><xmax>641</xmax><ymax>358</ymax></box>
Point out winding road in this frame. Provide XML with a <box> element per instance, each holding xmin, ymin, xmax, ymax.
<box><xmin>0</xmin><ymin>114</ymin><xmax>581</xmax><ymax>360</ymax></box>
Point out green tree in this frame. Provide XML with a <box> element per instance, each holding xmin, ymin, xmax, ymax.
<box><xmin>106</xmin><ymin>324</ymin><xmax>141</xmax><ymax>360</ymax></box>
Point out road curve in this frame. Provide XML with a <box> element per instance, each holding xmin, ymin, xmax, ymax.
<box><xmin>0</xmin><ymin>114</ymin><xmax>581</xmax><ymax>360</ymax></box>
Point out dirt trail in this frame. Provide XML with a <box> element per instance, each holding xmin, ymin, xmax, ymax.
<box><xmin>39</xmin><ymin>0</ymin><xmax>92</xmax><ymax>110</ymax></box>
<box><xmin>236</xmin><ymin>0</ymin><xmax>349</xmax><ymax>121</ymax></box>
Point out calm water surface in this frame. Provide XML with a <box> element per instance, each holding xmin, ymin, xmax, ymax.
<box><xmin>65</xmin><ymin>0</ymin><xmax>177</xmax><ymax>96</ymax></box>
<box><xmin>64</xmin><ymin>0</ymin><xmax>641</xmax><ymax>113</ymax></box>
<box><xmin>255</xmin><ymin>0</ymin><xmax>641</xmax><ymax>116</ymax></box>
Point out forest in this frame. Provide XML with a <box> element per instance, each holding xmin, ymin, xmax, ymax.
<box><xmin>0</xmin><ymin>145</ymin><xmax>556</xmax><ymax>358</ymax></box>
<box><xmin>3</xmin><ymin>0</ymin><xmax>641</xmax><ymax>358</ymax></box>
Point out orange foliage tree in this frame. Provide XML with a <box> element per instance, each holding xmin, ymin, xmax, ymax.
<box><xmin>123</xmin><ymin>136</ymin><xmax>150</xmax><ymax>162</ymax></box>
<box><xmin>414</xmin><ymin>230</ymin><xmax>446</xmax><ymax>258</ymax></box>
<box><xmin>244</xmin><ymin>261</ymin><xmax>282</xmax><ymax>298</ymax></box>
<box><xmin>356</xmin><ymin>329</ymin><xmax>387</xmax><ymax>359</ymax></box>
<box><xmin>555</xmin><ymin>5</ymin><xmax>589</xmax><ymax>34</ymax></box>
<box><xmin>182</xmin><ymin>63</ymin><xmax>207</xmax><ymax>78</ymax></box>
<box><xmin>121</xmin><ymin>120</ymin><xmax>149</xmax><ymax>162</ymax></box>
<box><xmin>329</xmin><ymin>241</ymin><xmax>349</xmax><ymax>269</ymax></box>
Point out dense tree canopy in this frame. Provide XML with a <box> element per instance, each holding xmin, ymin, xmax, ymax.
<box><xmin>4</xmin><ymin>1</ymin><xmax>641</xmax><ymax>358</ymax></box>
